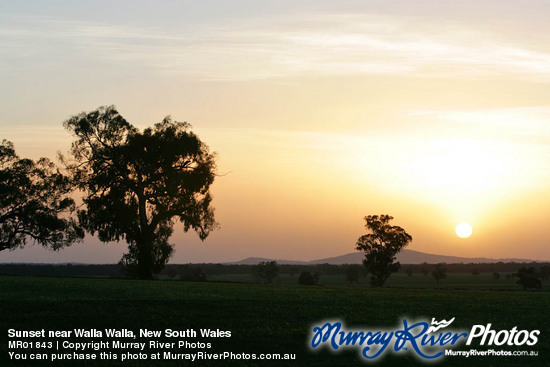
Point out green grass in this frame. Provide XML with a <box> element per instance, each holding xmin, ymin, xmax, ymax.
<box><xmin>1</xmin><ymin>276</ymin><xmax>548</xmax><ymax>366</ymax></box>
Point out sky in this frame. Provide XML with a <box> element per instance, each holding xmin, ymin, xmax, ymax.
<box><xmin>1</xmin><ymin>0</ymin><xmax>549</xmax><ymax>263</ymax></box>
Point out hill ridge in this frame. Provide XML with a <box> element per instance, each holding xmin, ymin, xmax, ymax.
<box><xmin>228</xmin><ymin>249</ymin><xmax>538</xmax><ymax>265</ymax></box>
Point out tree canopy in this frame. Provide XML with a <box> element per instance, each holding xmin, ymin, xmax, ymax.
<box><xmin>64</xmin><ymin>106</ymin><xmax>217</xmax><ymax>279</ymax></box>
<box><xmin>256</xmin><ymin>261</ymin><xmax>279</xmax><ymax>284</ymax></box>
<box><xmin>432</xmin><ymin>263</ymin><xmax>447</xmax><ymax>285</ymax></box>
<box><xmin>355</xmin><ymin>214</ymin><xmax>412</xmax><ymax>286</ymax></box>
<box><xmin>0</xmin><ymin>140</ymin><xmax>83</xmax><ymax>251</ymax></box>
<box><xmin>298</xmin><ymin>271</ymin><xmax>320</xmax><ymax>285</ymax></box>
<box><xmin>514</xmin><ymin>267</ymin><xmax>541</xmax><ymax>290</ymax></box>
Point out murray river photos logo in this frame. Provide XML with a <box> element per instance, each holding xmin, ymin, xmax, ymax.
<box><xmin>309</xmin><ymin>317</ymin><xmax>540</xmax><ymax>361</ymax></box>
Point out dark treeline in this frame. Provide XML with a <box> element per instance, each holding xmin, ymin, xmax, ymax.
<box><xmin>0</xmin><ymin>262</ymin><xmax>548</xmax><ymax>279</ymax></box>
<box><xmin>176</xmin><ymin>263</ymin><xmax>361</xmax><ymax>276</ymax></box>
<box><xmin>0</xmin><ymin>264</ymin><xmax>123</xmax><ymax>277</ymax></box>
<box><xmin>0</xmin><ymin>263</ymin><xmax>354</xmax><ymax>278</ymax></box>
<box><xmin>400</xmin><ymin>262</ymin><xmax>547</xmax><ymax>274</ymax></box>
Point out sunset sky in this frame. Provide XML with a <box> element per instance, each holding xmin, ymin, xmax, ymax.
<box><xmin>1</xmin><ymin>1</ymin><xmax>549</xmax><ymax>263</ymax></box>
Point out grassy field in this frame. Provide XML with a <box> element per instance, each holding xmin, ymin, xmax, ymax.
<box><xmin>1</xmin><ymin>276</ymin><xmax>548</xmax><ymax>366</ymax></box>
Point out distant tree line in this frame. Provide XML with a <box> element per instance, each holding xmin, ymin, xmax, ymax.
<box><xmin>172</xmin><ymin>263</ymin><xmax>368</xmax><ymax>276</ymax></box>
<box><xmin>0</xmin><ymin>264</ymin><xmax>123</xmax><ymax>277</ymax></box>
<box><xmin>2</xmin><ymin>261</ymin><xmax>543</xmax><ymax>279</ymax></box>
<box><xmin>399</xmin><ymin>262</ymin><xmax>546</xmax><ymax>274</ymax></box>
<box><xmin>0</xmin><ymin>262</ymin><xmax>359</xmax><ymax>280</ymax></box>
<box><xmin>3</xmin><ymin>263</ymin><xmax>547</xmax><ymax>282</ymax></box>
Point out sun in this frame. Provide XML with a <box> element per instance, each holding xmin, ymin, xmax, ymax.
<box><xmin>455</xmin><ymin>222</ymin><xmax>473</xmax><ymax>238</ymax></box>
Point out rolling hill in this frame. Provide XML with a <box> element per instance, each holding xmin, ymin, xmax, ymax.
<box><xmin>229</xmin><ymin>249</ymin><xmax>536</xmax><ymax>265</ymax></box>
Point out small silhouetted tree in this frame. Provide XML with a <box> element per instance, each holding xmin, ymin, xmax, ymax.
<box><xmin>420</xmin><ymin>262</ymin><xmax>430</xmax><ymax>276</ymax></box>
<box><xmin>257</xmin><ymin>261</ymin><xmax>279</xmax><ymax>284</ymax></box>
<box><xmin>405</xmin><ymin>267</ymin><xmax>413</xmax><ymax>277</ymax></box>
<box><xmin>0</xmin><ymin>140</ymin><xmax>83</xmax><ymax>252</ymax></box>
<box><xmin>432</xmin><ymin>263</ymin><xmax>447</xmax><ymax>285</ymax></box>
<box><xmin>63</xmin><ymin>106</ymin><xmax>217</xmax><ymax>279</ymax></box>
<box><xmin>514</xmin><ymin>267</ymin><xmax>541</xmax><ymax>290</ymax></box>
<box><xmin>299</xmin><ymin>271</ymin><xmax>320</xmax><ymax>285</ymax></box>
<box><xmin>539</xmin><ymin>265</ymin><xmax>550</xmax><ymax>281</ymax></box>
<box><xmin>355</xmin><ymin>215</ymin><xmax>412</xmax><ymax>287</ymax></box>
<box><xmin>345</xmin><ymin>265</ymin><xmax>360</xmax><ymax>284</ymax></box>
<box><xmin>472</xmin><ymin>268</ymin><xmax>480</xmax><ymax>276</ymax></box>
<box><xmin>492</xmin><ymin>272</ymin><xmax>500</xmax><ymax>280</ymax></box>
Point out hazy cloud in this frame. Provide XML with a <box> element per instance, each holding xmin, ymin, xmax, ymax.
<box><xmin>2</xmin><ymin>13</ymin><xmax>550</xmax><ymax>81</ymax></box>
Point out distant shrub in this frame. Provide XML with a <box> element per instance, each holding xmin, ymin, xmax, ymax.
<box><xmin>257</xmin><ymin>261</ymin><xmax>279</xmax><ymax>284</ymax></box>
<box><xmin>420</xmin><ymin>262</ymin><xmax>430</xmax><ymax>276</ymax></box>
<box><xmin>299</xmin><ymin>272</ymin><xmax>320</xmax><ymax>285</ymax></box>
<box><xmin>432</xmin><ymin>263</ymin><xmax>447</xmax><ymax>285</ymax></box>
<box><xmin>514</xmin><ymin>267</ymin><xmax>541</xmax><ymax>290</ymax></box>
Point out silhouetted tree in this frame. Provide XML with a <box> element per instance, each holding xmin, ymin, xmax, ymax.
<box><xmin>514</xmin><ymin>267</ymin><xmax>541</xmax><ymax>290</ymax></box>
<box><xmin>257</xmin><ymin>261</ymin><xmax>279</xmax><ymax>284</ymax></box>
<box><xmin>420</xmin><ymin>262</ymin><xmax>430</xmax><ymax>276</ymax></box>
<box><xmin>492</xmin><ymin>272</ymin><xmax>500</xmax><ymax>280</ymax></box>
<box><xmin>472</xmin><ymin>268</ymin><xmax>480</xmax><ymax>276</ymax></box>
<box><xmin>355</xmin><ymin>215</ymin><xmax>412</xmax><ymax>287</ymax></box>
<box><xmin>345</xmin><ymin>265</ymin><xmax>360</xmax><ymax>283</ymax></box>
<box><xmin>0</xmin><ymin>140</ymin><xmax>83</xmax><ymax>252</ymax></box>
<box><xmin>299</xmin><ymin>271</ymin><xmax>320</xmax><ymax>285</ymax></box>
<box><xmin>432</xmin><ymin>263</ymin><xmax>447</xmax><ymax>285</ymax></box>
<box><xmin>405</xmin><ymin>267</ymin><xmax>414</xmax><ymax>277</ymax></box>
<box><xmin>63</xmin><ymin>106</ymin><xmax>217</xmax><ymax>279</ymax></box>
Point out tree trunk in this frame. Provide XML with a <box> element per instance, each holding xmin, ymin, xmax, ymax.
<box><xmin>136</xmin><ymin>191</ymin><xmax>153</xmax><ymax>280</ymax></box>
<box><xmin>136</xmin><ymin>233</ymin><xmax>154</xmax><ymax>280</ymax></box>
